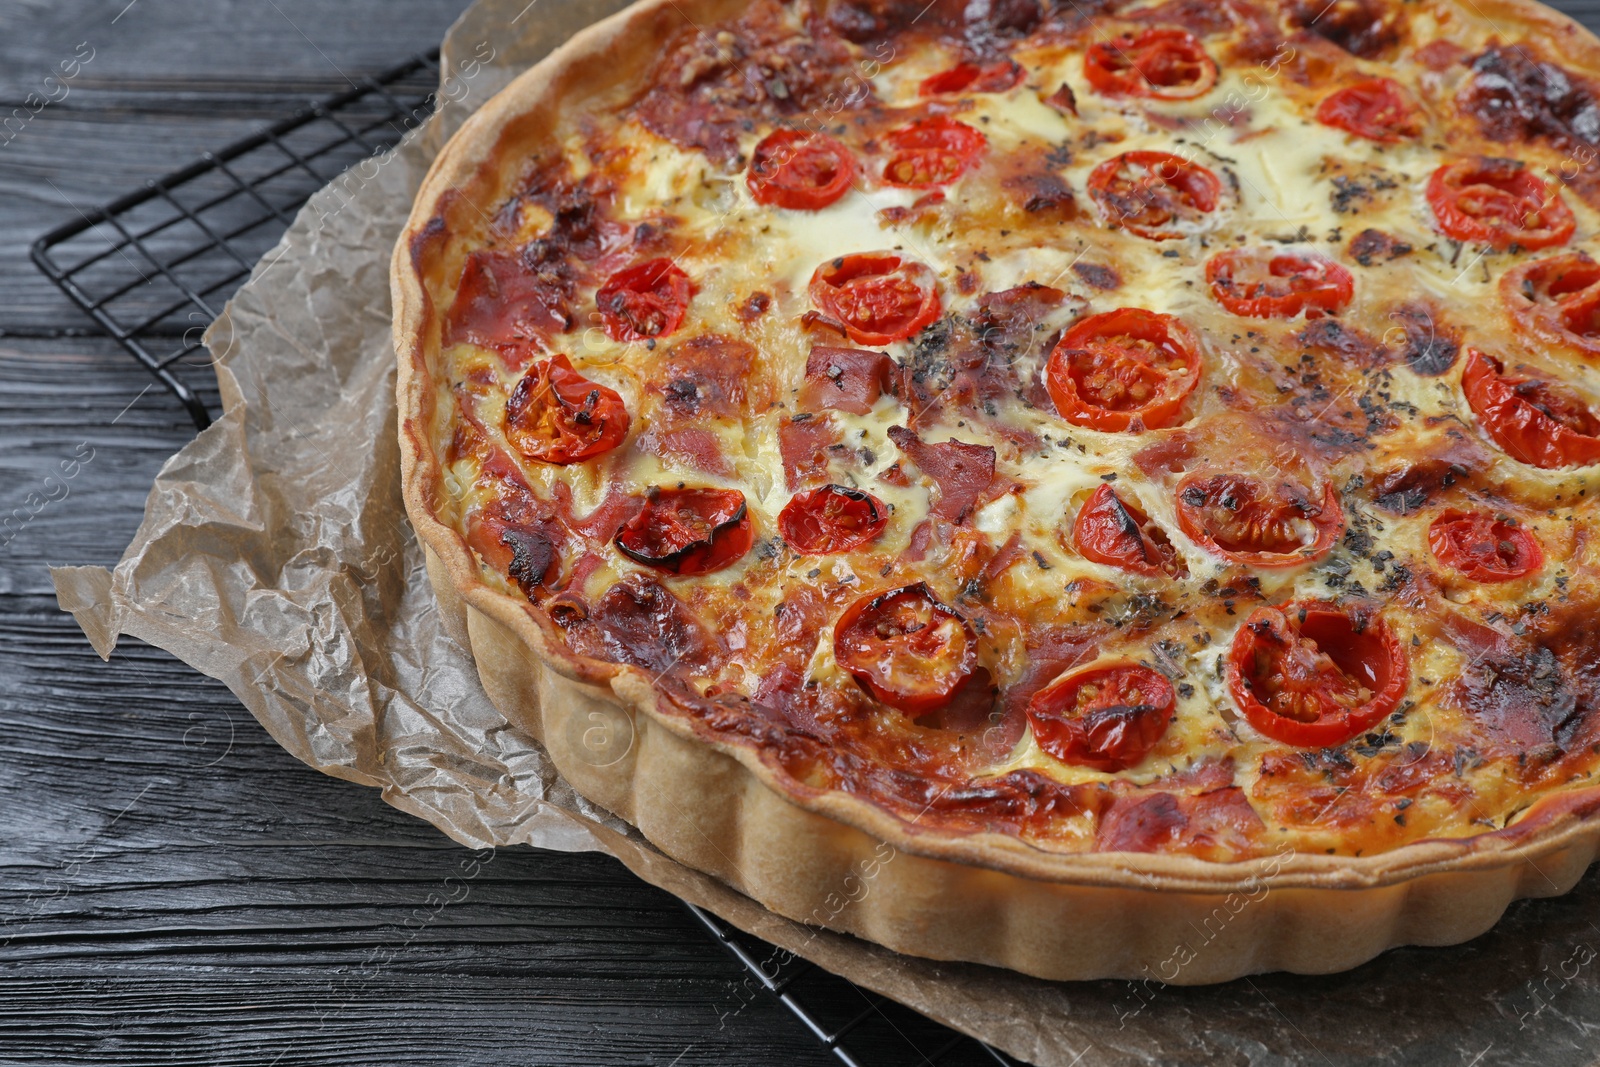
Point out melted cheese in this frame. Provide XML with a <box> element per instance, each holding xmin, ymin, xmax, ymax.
<box><xmin>427</xmin><ymin>0</ymin><xmax>1600</xmax><ymax>857</ymax></box>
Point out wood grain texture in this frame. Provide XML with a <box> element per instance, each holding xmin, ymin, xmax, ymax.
<box><xmin>0</xmin><ymin>2</ymin><xmax>838</xmax><ymax>1061</ymax></box>
<box><xmin>0</xmin><ymin>357</ymin><xmax>845</xmax><ymax>1065</ymax></box>
<box><xmin>9</xmin><ymin>1</ymin><xmax>1600</xmax><ymax>1064</ymax></box>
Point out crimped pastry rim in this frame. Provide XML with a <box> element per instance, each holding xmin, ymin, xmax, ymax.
<box><xmin>392</xmin><ymin>0</ymin><xmax>1600</xmax><ymax>896</ymax></box>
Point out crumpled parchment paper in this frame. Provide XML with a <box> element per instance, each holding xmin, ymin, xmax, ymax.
<box><xmin>50</xmin><ymin>3</ymin><xmax>1600</xmax><ymax>1065</ymax></box>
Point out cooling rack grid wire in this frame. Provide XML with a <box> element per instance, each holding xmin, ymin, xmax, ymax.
<box><xmin>29</xmin><ymin>44</ymin><xmax>1025</xmax><ymax>1067</ymax></box>
<box><xmin>682</xmin><ymin>902</ymin><xmax>1022</xmax><ymax>1066</ymax></box>
<box><xmin>31</xmin><ymin>50</ymin><xmax>443</xmax><ymax>430</ymax></box>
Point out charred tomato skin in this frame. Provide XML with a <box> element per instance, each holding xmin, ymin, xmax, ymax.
<box><xmin>1027</xmin><ymin>661</ymin><xmax>1176</xmax><ymax>771</ymax></box>
<box><xmin>1083</xmin><ymin>28</ymin><xmax>1218</xmax><ymax>101</ymax></box>
<box><xmin>809</xmin><ymin>252</ymin><xmax>942</xmax><ymax>346</ymax></box>
<box><xmin>1071</xmin><ymin>483</ymin><xmax>1184</xmax><ymax>577</ymax></box>
<box><xmin>1428</xmin><ymin>508</ymin><xmax>1544</xmax><ymax>583</ymax></box>
<box><xmin>746</xmin><ymin>130</ymin><xmax>858</xmax><ymax>211</ymax></box>
<box><xmin>832</xmin><ymin>583</ymin><xmax>978</xmax><ymax>716</ymax></box>
<box><xmin>778</xmin><ymin>484</ymin><xmax>890</xmax><ymax>554</ymax></box>
<box><xmin>1045</xmin><ymin>308</ymin><xmax>1202</xmax><ymax>432</ymax></box>
<box><xmin>597</xmin><ymin>259</ymin><xmax>694</xmax><ymax>342</ymax></box>
<box><xmin>504</xmin><ymin>353</ymin><xmax>631</xmax><ymax>464</ymax></box>
<box><xmin>614</xmin><ymin>487</ymin><xmax>754</xmax><ymax>576</ymax></box>
<box><xmin>1175</xmin><ymin>474</ymin><xmax>1344</xmax><ymax>568</ymax></box>
<box><xmin>1227</xmin><ymin>600</ymin><xmax>1408</xmax><ymax>748</ymax></box>
<box><xmin>1086</xmin><ymin>151</ymin><xmax>1223</xmax><ymax>240</ymax></box>
<box><xmin>1461</xmin><ymin>348</ymin><xmax>1600</xmax><ymax>469</ymax></box>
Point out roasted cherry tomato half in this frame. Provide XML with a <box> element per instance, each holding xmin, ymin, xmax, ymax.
<box><xmin>504</xmin><ymin>353</ymin><xmax>631</xmax><ymax>464</ymax></box>
<box><xmin>1426</xmin><ymin>157</ymin><xmax>1575</xmax><ymax>251</ymax></box>
<box><xmin>746</xmin><ymin>130</ymin><xmax>858</xmax><ymax>211</ymax></box>
<box><xmin>1176</xmin><ymin>474</ymin><xmax>1343</xmax><ymax>567</ymax></box>
<box><xmin>1461</xmin><ymin>348</ymin><xmax>1600</xmax><ymax>468</ymax></box>
<box><xmin>1083</xmin><ymin>28</ymin><xmax>1217</xmax><ymax>101</ymax></box>
<box><xmin>918</xmin><ymin>57</ymin><xmax>1023</xmax><ymax>96</ymax></box>
<box><xmin>1314</xmin><ymin>78</ymin><xmax>1419</xmax><ymax>143</ymax></box>
<box><xmin>832</xmin><ymin>583</ymin><xmax>978</xmax><ymax>716</ymax></box>
<box><xmin>1427</xmin><ymin>509</ymin><xmax>1544</xmax><ymax>583</ymax></box>
<box><xmin>1500</xmin><ymin>252</ymin><xmax>1600</xmax><ymax>358</ymax></box>
<box><xmin>881</xmin><ymin>116</ymin><xmax>987</xmax><ymax>188</ymax></box>
<box><xmin>1045</xmin><ymin>308</ymin><xmax>1202</xmax><ymax>432</ymax></box>
<box><xmin>1027</xmin><ymin>662</ymin><xmax>1175</xmax><ymax>772</ymax></box>
<box><xmin>1205</xmin><ymin>248</ymin><xmax>1354</xmax><ymax>320</ymax></box>
<box><xmin>1087</xmin><ymin>151</ymin><xmax>1223</xmax><ymax>240</ymax></box>
<box><xmin>598</xmin><ymin>259</ymin><xmax>691</xmax><ymax>342</ymax></box>
<box><xmin>809</xmin><ymin>252</ymin><xmax>942</xmax><ymax>346</ymax></box>
<box><xmin>1227</xmin><ymin>600</ymin><xmax>1408</xmax><ymax>748</ymax></box>
<box><xmin>597</xmin><ymin>258</ymin><xmax>694</xmax><ymax>342</ymax></box>
<box><xmin>778</xmin><ymin>484</ymin><xmax>890</xmax><ymax>554</ymax></box>
<box><xmin>614</xmin><ymin>487</ymin><xmax>753</xmax><ymax>576</ymax></box>
<box><xmin>1072</xmin><ymin>483</ymin><xmax>1184</xmax><ymax>577</ymax></box>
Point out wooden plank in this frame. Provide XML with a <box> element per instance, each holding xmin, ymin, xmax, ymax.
<box><xmin>0</xmin><ymin>603</ymin><xmax>838</xmax><ymax>1066</ymax></box>
<box><xmin>0</xmin><ymin>340</ymin><xmax>209</xmax><ymax>593</ymax></box>
<box><xmin>0</xmin><ymin>0</ymin><xmax>460</xmax><ymax>333</ymax></box>
<box><xmin>0</xmin><ymin>1</ymin><xmax>853</xmax><ymax>1054</ymax></box>
<box><xmin>0</xmin><ymin>0</ymin><xmax>458</xmax><ymax>95</ymax></box>
<box><xmin>20</xmin><ymin>1</ymin><xmax>1600</xmax><ymax>1063</ymax></box>
<box><xmin>0</xmin><ymin>334</ymin><xmax>848</xmax><ymax>1064</ymax></box>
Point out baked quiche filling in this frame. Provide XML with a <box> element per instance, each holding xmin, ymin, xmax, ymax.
<box><xmin>414</xmin><ymin>0</ymin><xmax>1600</xmax><ymax>860</ymax></box>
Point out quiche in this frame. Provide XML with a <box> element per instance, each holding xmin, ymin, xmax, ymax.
<box><xmin>394</xmin><ymin>0</ymin><xmax>1600</xmax><ymax>982</ymax></box>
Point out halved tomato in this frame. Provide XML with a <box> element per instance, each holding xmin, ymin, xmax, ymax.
<box><xmin>1205</xmin><ymin>248</ymin><xmax>1354</xmax><ymax>319</ymax></box>
<box><xmin>597</xmin><ymin>259</ymin><xmax>694</xmax><ymax>342</ymax></box>
<box><xmin>1460</xmin><ymin>348</ymin><xmax>1600</xmax><ymax>468</ymax></box>
<box><xmin>833</xmin><ymin>583</ymin><xmax>977</xmax><ymax>716</ymax></box>
<box><xmin>1044</xmin><ymin>308</ymin><xmax>1202</xmax><ymax>432</ymax></box>
<box><xmin>1426</xmin><ymin>157</ymin><xmax>1574</xmax><ymax>251</ymax></box>
<box><xmin>1071</xmin><ymin>483</ymin><xmax>1184</xmax><ymax>577</ymax></box>
<box><xmin>1227</xmin><ymin>600</ymin><xmax>1408</xmax><ymax>748</ymax></box>
<box><xmin>1087</xmin><ymin>151</ymin><xmax>1223</xmax><ymax>240</ymax></box>
<box><xmin>1315</xmin><ymin>78</ymin><xmax>1419</xmax><ymax>142</ymax></box>
<box><xmin>919</xmin><ymin>58</ymin><xmax>1023</xmax><ymax>96</ymax></box>
<box><xmin>1427</xmin><ymin>508</ymin><xmax>1544</xmax><ymax>583</ymax></box>
<box><xmin>778</xmin><ymin>484</ymin><xmax>889</xmax><ymax>554</ymax></box>
<box><xmin>746</xmin><ymin>130</ymin><xmax>857</xmax><ymax>211</ymax></box>
<box><xmin>809</xmin><ymin>253</ymin><xmax>942</xmax><ymax>346</ymax></box>
<box><xmin>504</xmin><ymin>353</ymin><xmax>630</xmax><ymax>464</ymax></box>
<box><xmin>1083</xmin><ymin>28</ymin><xmax>1217</xmax><ymax>101</ymax></box>
<box><xmin>881</xmin><ymin>116</ymin><xmax>987</xmax><ymax>188</ymax></box>
<box><xmin>1027</xmin><ymin>662</ymin><xmax>1175</xmax><ymax>771</ymax></box>
<box><xmin>1176</xmin><ymin>474</ymin><xmax>1343</xmax><ymax>567</ymax></box>
<box><xmin>1500</xmin><ymin>252</ymin><xmax>1600</xmax><ymax>359</ymax></box>
<box><xmin>614</xmin><ymin>487</ymin><xmax>753</xmax><ymax>575</ymax></box>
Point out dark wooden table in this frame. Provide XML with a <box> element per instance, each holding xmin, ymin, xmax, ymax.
<box><xmin>13</xmin><ymin>3</ymin><xmax>1600</xmax><ymax>1066</ymax></box>
<box><xmin>0</xmin><ymin>2</ymin><xmax>840</xmax><ymax>1063</ymax></box>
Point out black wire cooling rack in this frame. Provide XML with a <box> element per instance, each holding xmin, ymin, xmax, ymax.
<box><xmin>29</xmin><ymin>48</ymin><xmax>1024</xmax><ymax>1067</ymax></box>
<box><xmin>683</xmin><ymin>902</ymin><xmax>1022</xmax><ymax>1066</ymax></box>
<box><xmin>31</xmin><ymin>50</ymin><xmax>443</xmax><ymax>430</ymax></box>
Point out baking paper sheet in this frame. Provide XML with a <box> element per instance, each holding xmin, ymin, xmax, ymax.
<box><xmin>50</xmin><ymin>2</ymin><xmax>1600</xmax><ymax>1063</ymax></box>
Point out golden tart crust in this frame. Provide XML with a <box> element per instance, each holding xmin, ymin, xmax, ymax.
<box><xmin>395</xmin><ymin>0</ymin><xmax>1600</xmax><ymax>980</ymax></box>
